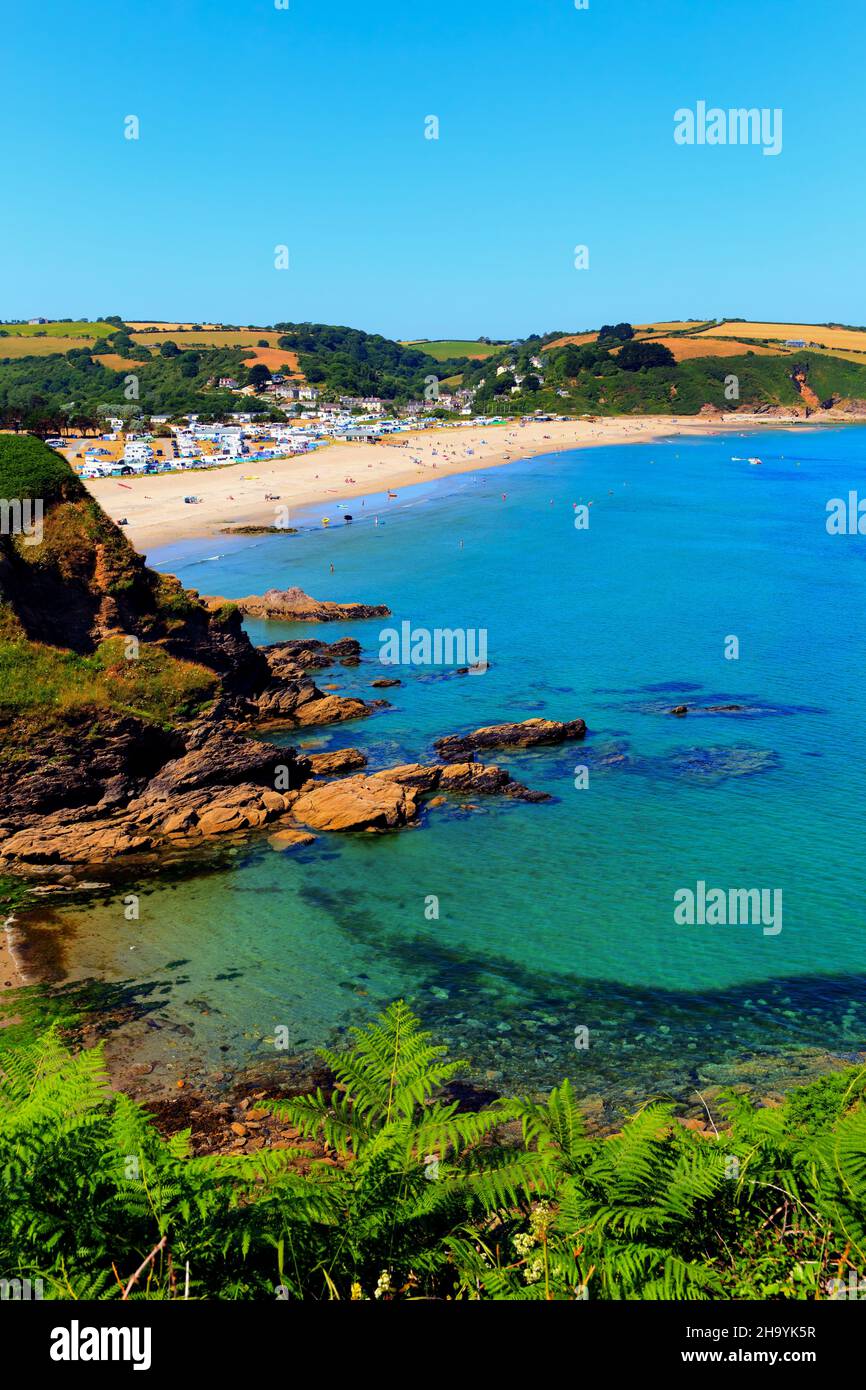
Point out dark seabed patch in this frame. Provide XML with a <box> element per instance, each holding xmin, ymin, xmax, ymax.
<box><xmin>290</xmin><ymin>882</ymin><xmax>866</xmax><ymax>1115</ymax></box>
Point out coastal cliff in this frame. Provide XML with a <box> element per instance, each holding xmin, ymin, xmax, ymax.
<box><xmin>0</xmin><ymin>439</ymin><xmax>363</xmax><ymax>870</ymax></box>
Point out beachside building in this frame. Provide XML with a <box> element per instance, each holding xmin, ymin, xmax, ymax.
<box><xmin>273</xmin><ymin>383</ymin><xmax>320</xmax><ymax>403</ymax></box>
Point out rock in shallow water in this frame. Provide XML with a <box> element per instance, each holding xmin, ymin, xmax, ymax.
<box><xmin>434</xmin><ymin>717</ymin><xmax>586</xmax><ymax>761</ymax></box>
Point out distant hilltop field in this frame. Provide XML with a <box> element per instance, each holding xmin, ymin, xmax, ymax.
<box><xmin>2</xmin><ymin>316</ymin><xmax>866</xmax><ymax>430</ymax></box>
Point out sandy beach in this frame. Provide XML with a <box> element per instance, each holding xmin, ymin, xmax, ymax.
<box><xmin>84</xmin><ymin>414</ymin><xmax>807</xmax><ymax>553</ymax></box>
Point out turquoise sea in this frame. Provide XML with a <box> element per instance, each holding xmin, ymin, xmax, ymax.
<box><xmin>27</xmin><ymin>427</ymin><xmax>866</xmax><ymax>1111</ymax></box>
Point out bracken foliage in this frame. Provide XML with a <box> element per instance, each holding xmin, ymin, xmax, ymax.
<box><xmin>0</xmin><ymin>1006</ymin><xmax>864</xmax><ymax>1301</ymax></box>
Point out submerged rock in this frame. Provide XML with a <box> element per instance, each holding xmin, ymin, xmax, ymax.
<box><xmin>268</xmin><ymin>827</ymin><xmax>317</xmax><ymax>851</ymax></box>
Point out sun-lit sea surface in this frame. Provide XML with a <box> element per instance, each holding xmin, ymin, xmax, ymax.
<box><xmin>24</xmin><ymin>427</ymin><xmax>866</xmax><ymax>1109</ymax></box>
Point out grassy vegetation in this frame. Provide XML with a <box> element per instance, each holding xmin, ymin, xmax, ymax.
<box><xmin>0</xmin><ymin>434</ymin><xmax>84</xmax><ymax>503</ymax></box>
<box><xmin>0</xmin><ymin>336</ymin><xmax>103</xmax><ymax>359</ymax></box>
<box><xmin>0</xmin><ymin>321</ymin><xmax>117</xmax><ymax>338</ymax></box>
<box><xmin>698</xmin><ymin>321</ymin><xmax>866</xmax><ymax>351</ymax></box>
<box><xmin>0</xmin><ymin>1003</ymin><xmax>863</xmax><ymax>1301</ymax></box>
<box><xmin>0</xmin><ymin>628</ymin><xmax>217</xmax><ymax>726</ymax></box>
<box><xmin>467</xmin><ymin>336</ymin><xmax>866</xmax><ymax>416</ymax></box>
<box><xmin>130</xmin><ymin>330</ymin><xmax>283</xmax><ymax>349</ymax></box>
<box><xmin>402</xmin><ymin>339</ymin><xmax>505</xmax><ymax>360</ymax></box>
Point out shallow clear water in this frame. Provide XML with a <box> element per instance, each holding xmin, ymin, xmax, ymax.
<box><xmin>31</xmin><ymin>427</ymin><xmax>866</xmax><ymax>1108</ymax></box>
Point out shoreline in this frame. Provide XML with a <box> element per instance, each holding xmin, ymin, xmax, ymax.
<box><xmin>86</xmin><ymin>413</ymin><xmax>820</xmax><ymax>553</ymax></box>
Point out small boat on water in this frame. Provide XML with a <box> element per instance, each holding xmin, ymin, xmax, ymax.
<box><xmin>387</xmin><ymin>490</ymin><xmax>398</xmax><ymax>499</ymax></box>
<box><xmin>748</xmin><ymin>457</ymin><xmax>762</xmax><ymax>466</ymax></box>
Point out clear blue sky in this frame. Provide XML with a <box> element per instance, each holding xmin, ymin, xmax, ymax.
<box><xmin>3</xmin><ymin>0</ymin><xmax>864</xmax><ymax>339</ymax></box>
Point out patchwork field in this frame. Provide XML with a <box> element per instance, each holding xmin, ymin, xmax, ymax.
<box><xmin>126</xmin><ymin>322</ymin><xmax>222</xmax><ymax>331</ymax></box>
<box><xmin>129</xmin><ymin>330</ymin><xmax>303</xmax><ymax>374</ymax></box>
<box><xmin>542</xmin><ymin>333</ymin><xmax>598</xmax><ymax>351</ymax></box>
<box><xmin>239</xmin><ymin>346</ymin><xmax>302</xmax><ymax>373</ymax></box>
<box><xmin>696</xmin><ymin>322</ymin><xmax>866</xmax><ymax>351</ymax></box>
<box><xmin>97</xmin><ymin>353</ymin><xmax>147</xmax><ymax>371</ymax></box>
<box><xmin>803</xmin><ymin>346</ymin><xmax>866</xmax><ymax>366</ymax></box>
<box><xmin>130</xmin><ymin>330</ymin><xmax>280</xmax><ymax>349</ymax></box>
<box><xmin>0</xmin><ymin>336</ymin><xmax>97</xmax><ymax>358</ymax></box>
<box><xmin>636</xmin><ymin>320</ymin><xmax>715</xmax><ymax>334</ymax></box>
<box><xmin>402</xmin><ymin>340</ymin><xmax>505</xmax><ymax>360</ymax></box>
<box><xmin>632</xmin><ymin>335</ymin><xmax>782</xmax><ymax>360</ymax></box>
<box><xmin>0</xmin><ymin>320</ymin><xmax>116</xmax><ymax>338</ymax></box>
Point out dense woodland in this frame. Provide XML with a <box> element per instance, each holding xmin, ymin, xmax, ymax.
<box><xmin>273</xmin><ymin>321</ymin><xmax>472</xmax><ymax>399</ymax></box>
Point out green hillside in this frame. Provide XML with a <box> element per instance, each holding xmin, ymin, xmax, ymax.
<box><xmin>402</xmin><ymin>339</ymin><xmax>505</xmax><ymax>361</ymax></box>
<box><xmin>463</xmin><ymin>333</ymin><xmax>866</xmax><ymax>416</ymax></box>
<box><xmin>0</xmin><ymin>320</ymin><xmax>118</xmax><ymax>338</ymax></box>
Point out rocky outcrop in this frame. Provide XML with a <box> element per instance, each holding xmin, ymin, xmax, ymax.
<box><xmin>0</xmin><ymin>715</ymin><xmax>183</xmax><ymax>820</ymax></box>
<box><xmin>292</xmin><ymin>775</ymin><xmax>418</xmax><ymax>832</ymax></box>
<box><xmin>0</xmin><ymin>724</ymin><xmax>309</xmax><ymax>868</ymax></box>
<box><xmin>142</xmin><ymin>727</ymin><xmax>305</xmax><ymax>799</ymax></box>
<box><xmin>434</xmin><ymin>717</ymin><xmax>587</xmax><ymax>761</ymax></box>
<box><xmin>290</xmin><ymin>760</ymin><xmax>550</xmax><ymax>834</ymax></box>
<box><xmin>263</xmin><ymin>637</ymin><xmax>361</xmax><ymax>672</ymax></box>
<box><xmin>254</xmin><ymin>677</ymin><xmax>378</xmax><ymax>728</ymax></box>
<box><xmin>307</xmin><ymin>749</ymin><xmax>368</xmax><ymax>775</ymax></box>
<box><xmin>204</xmin><ymin>587</ymin><xmax>390</xmax><ymax>623</ymax></box>
<box><xmin>0</xmin><ymin>783</ymin><xmax>301</xmax><ymax>867</ymax></box>
<box><xmin>253</xmin><ymin>639</ymin><xmax>383</xmax><ymax>728</ymax></box>
<box><xmin>268</xmin><ymin>826</ymin><xmax>316</xmax><ymax>851</ymax></box>
<box><xmin>436</xmin><ymin>762</ymin><xmax>550</xmax><ymax>802</ymax></box>
<box><xmin>0</xmin><ymin>740</ymin><xmax>550</xmax><ymax>870</ymax></box>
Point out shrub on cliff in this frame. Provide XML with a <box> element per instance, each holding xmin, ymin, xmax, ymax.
<box><xmin>0</xmin><ymin>434</ymin><xmax>84</xmax><ymax>504</ymax></box>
